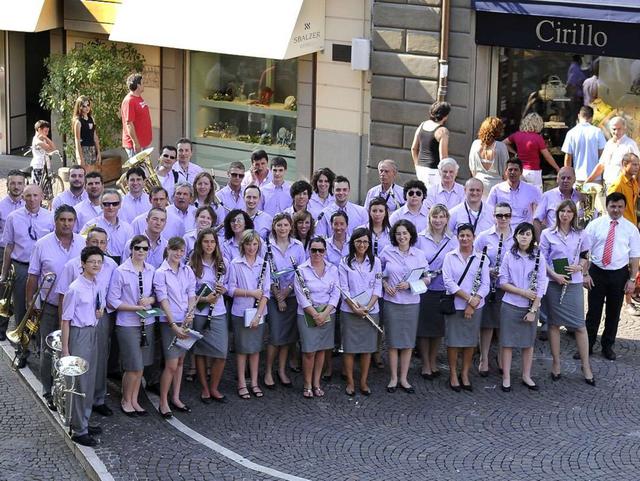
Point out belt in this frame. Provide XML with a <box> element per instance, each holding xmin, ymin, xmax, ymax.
<box><xmin>43</xmin><ymin>301</ymin><xmax>59</xmax><ymax>309</ymax></box>
<box><xmin>592</xmin><ymin>264</ymin><xmax>628</xmax><ymax>273</ymax></box>
<box><xmin>11</xmin><ymin>259</ymin><xmax>29</xmax><ymax>266</ymax></box>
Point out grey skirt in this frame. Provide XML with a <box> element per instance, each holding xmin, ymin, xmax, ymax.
<box><xmin>499</xmin><ymin>302</ymin><xmax>537</xmax><ymax>348</ymax></box>
<box><xmin>192</xmin><ymin>314</ymin><xmax>228</xmax><ymax>359</ymax></box>
<box><xmin>383</xmin><ymin>301</ymin><xmax>419</xmax><ymax>350</ymax></box>
<box><xmin>231</xmin><ymin>315</ymin><xmax>266</xmax><ymax>354</ymax></box>
<box><xmin>418</xmin><ymin>290</ymin><xmax>445</xmax><ymax>338</ymax></box>
<box><xmin>340</xmin><ymin>311</ymin><xmax>379</xmax><ymax>354</ymax></box>
<box><xmin>445</xmin><ymin>308</ymin><xmax>482</xmax><ymax>348</ymax></box>
<box><xmin>296</xmin><ymin>313</ymin><xmax>335</xmax><ymax>353</ymax></box>
<box><xmin>117</xmin><ymin>324</ymin><xmax>156</xmax><ymax>371</ymax></box>
<box><xmin>544</xmin><ymin>282</ymin><xmax>585</xmax><ymax>329</ymax></box>
<box><xmin>481</xmin><ymin>289</ymin><xmax>504</xmax><ymax>329</ymax></box>
<box><xmin>160</xmin><ymin>322</ymin><xmax>186</xmax><ymax>360</ymax></box>
<box><xmin>267</xmin><ymin>297</ymin><xmax>298</xmax><ymax>346</ymax></box>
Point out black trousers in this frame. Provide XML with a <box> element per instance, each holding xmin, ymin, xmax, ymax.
<box><xmin>585</xmin><ymin>264</ymin><xmax>627</xmax><ymax>350</ymax></box>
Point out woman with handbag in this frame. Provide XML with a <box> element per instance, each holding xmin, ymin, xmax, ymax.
<box><xmin>380</xmin><ymin>219</ymin><xmax>431</xmax><ymax>394</ymax></box>
<box><xmin>442</xmin><ymin>224</ymin><xmax>490</xmax><ymax>392</ymax></box>
<box><xmin>539</xmin><ymin>200</ymin><xmax>594</xmax><ymax>385</ymax></box>
<box><xmin>228</xmin><ymin>229</ymin><xmax>270</xmax><ymax>400</ymax></box>
<box><xmin>498</xmin><ymin>222</ymin><xmax>549</xmax><ymax>392</ymax></box>
<box><xmin>474</xmin><ymin>202</ymin><xmax>514</xmax><ymax>376</ymax></box>
<box><xmin>292</xmin><ymin>236</ymin><xmax>340</xmax><ymax>398</ymax></box>
<box><xmin>416</xmin><ymin>204</ymin><xmax>458</xmax><ymax>379</ymax></box>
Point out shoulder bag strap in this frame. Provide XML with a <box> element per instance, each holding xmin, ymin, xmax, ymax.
<box><xmin>457</xmin><ymin>255</ymin><xmax>475</xmax><ymax>285</ymax></box>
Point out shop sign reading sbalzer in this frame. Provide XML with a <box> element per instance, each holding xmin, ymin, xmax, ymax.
<box><xmin>475</xmin><ymin>11</ymin><xmax>640</xmax><ymax>60</ymax></box>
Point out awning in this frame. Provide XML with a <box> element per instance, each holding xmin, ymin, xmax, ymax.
<box><xmin>473</xmin><ymin>1</ymin><xmax>640</xmax><ymax>24</ymax></box>
<box><xmin>0</xmin><ymin>0</ymin><xmax>61</xmax><ymax>32</ymax></box>
<box><xmin>109</xmin><ymin>0</ymin><xmax>325</xmax><ymax>60</ymax></box>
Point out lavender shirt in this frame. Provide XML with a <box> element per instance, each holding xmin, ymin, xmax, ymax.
<box><xmin>293</xmin><ymin>260</ymin><xmax>340</xmax><ymax>315</ymax></box>
<box><xmin>308</xmin><ymin>193</ymin><xmax>334</xmax><ymax>220</ymax></box>
<box><xmin>267</xmin><ymin>237</ymin><xmax>306</xmax><ymax>293</ymax></box>
<box><xmin>57</xmin><ymin>254</ymin><xmax>117</xmax><ymax>313</ymax></box>
<box><xmin>227</xmin><ymin>256</ymin><xmax>271</xmax><ymax>317</ymax></box>
<box><xmin>260</xmin><ymin>181</ymin><xmax>292</xmax><ymax>216</ymax></box>
<box><xmin>193</xmin><ymin>259</ymin><xmax>228</xmax><ymax>317</ymax></box>
<box><xmin>217</xmin><ymin>185</ymin><xmax>246</xmax><ymax>212</ymax></box>
<box><xmin>74</xmin><ymin>200</ymin><xmax>102</xmax><ymax>234</ymax></box>
<box><xmin>222</xmin><ymin>238</ymin><xmax>241</xmax><ymax>262</ymax></box>
<box><xmin>241</xmin><ymin>170</ymin><xmax>273</xmax><ymax>189</ymax></box>
<box><xmin>51</xmin><ymin>189</ymin><xmax>87</xmax><ymax>212</ymax></box>
<box><xmin>499</xmin><ymin>250</ymin><xmax>549</xmax><ymax>308</ymax></box>
<box><xmin>539</xmin><ymin>227</ymin><xmax>590</xmax><ymax>284</ymax></box>
<box><xmin>249</xmin><ymin>211</ymin><xmax>273</xmax><ymax>239</ymax></box>
<box><xmin>424</xmin><ymin>182</ymin><xmax>465</xmax><ymax>211</ymax></box>
<box><xmin>82</xmin><ymin>215</ymin><xmax>133</xmax><ymax>260</ymax></box>
<box><xmin>131</xmin><ymin>210</ymin><xmax>183</xmax><ymax>240</ymax></box>
<box><xmin>122</xmin><ymin>234</ymin><xmax>167</xmax><ymax>269</ymax></box>
<box><xmin>364</xmin><ymin>184</ymin><xmax>405</xmax><ymax>213</ymax></box>
<box><xmin>61</xmin><ymin>275</ymin><xmax>103</xmax><ymax>327</ymax></box>
<box><xmin>153</xmin><ymin>261</ymin><xmax>197</xmax><ymax>323</ymax></box>
<box><xmin>3</xmin><ymin>207</ymin><xmax>54</xmax><ymax>262</ymax></box>
<box><xmin>443</xmin><ymin>248</ymin><xmax>491</xmax><ymax>310</ymax></box>
<box><xmin>534</xmin><ymin>187</ymin><xmax>583</xmax><ymax>228</ymax></box>
<box><xmin>172</xmin><ymin>162</ymin><xmax>204</xmax><ymax>184</ymax></box>
<box><xmin>107</xmin><ymin>258</ymin><xmax>156</xmax><ymax>327</ymax></box>
<box><xmin>416</xmin><ymin>232</ymin><xmax>458</xmax><ymax>291</ymax></box>
<box><xmin>448</xmin><ymin>201</ymin><xmax>493</xmax><ymax>234</ymax></box>
<box><xmin>325</xmin><ymin>236</ymin><xmax>349</xmax><ymax>267</ymax></box>
<box><xmin>474</xmin><ymin>226</ymin><xmax>514</xmax><ymax>289</ymax></box>
<box><xmin>338</xmin><ymin>257</ymin><xmax>382</xmax><ymax>314</ymax></box>
<box><xmin>316</xmin><ymin>202</ymin><xmax>368</xmax><ymax>238</ymax></box>
<box><xmin>389</xmin><ymin>204</ymin><xmax>429</xmax><ymax>233</ymax></box>
<box><xmin>357</xmin><ymin>224</ymin><xmax>391</xmax><ymax>256</ymax></box>
<box><xmin>487</xmin><ymin>181</ymin><xmax>542</xmax><ymax>228</ymax></box>
<box><xmin>28</xmin><ymin>232</ymin><xmax>85</xmax><ymax>306</ymax></box>
<box><xmin>379</xmin><ymin>245</ymin><xmax>429</xmax><ymax>305</ymax></box>
<box><xmin>120</xmin><ymin>192</ymin><xmax>152</xmax><ymax>224</ymax></box>
<box><xmin>0</xmin><ymin>196</ymin><xmax>24</xmax><ymax>247</ymax></box>
<box><xmin>166</xmin><ymin>204</ymin><xmax>196</xmax><ymax>238</ymax></box>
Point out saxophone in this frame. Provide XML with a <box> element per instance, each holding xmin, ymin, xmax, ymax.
<box><xmin>527</xmin><ymin>249</ymin><xmax>541</xmax><ymax>308</ymax></box>
<box><xmin>488</xmin><ymin>233</ymin><xmax>504</xmax><ymax>303</ymax></box>
<box><xmin>471</xmin><ymin>246</ymin><xmax>488</xmax><ymax>298</ymax></box>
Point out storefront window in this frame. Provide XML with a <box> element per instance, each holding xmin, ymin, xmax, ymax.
<box><xmin>496</xmin><ymin>48</ymin><xmax>640</xmax><ymax>176</ymax></box>
<box><xmin>189</xmin><ymin>51</ymin><xmax>298</xmax><ymax>176</ymax></box>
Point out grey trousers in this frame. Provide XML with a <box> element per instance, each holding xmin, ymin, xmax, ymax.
<box><xmin>40</xmin><ymin>303</ymin><xmax>59</xmax><ymax>395</ymax></box>
<box><xmin>0</xmin><ymin>247</ymin><xmax>6</xmax><ymax>334</ymax></box>
<box><xmin>11</xmin><ymin>260</ymin><xmax>29</xmax><ymax>332</ymax></box>
<box><xmin>93</xmin><ymin>312</ymin><xmax>113</xmax><ymax>406</ymax></box>
<box><xmin>69</xmin><ymin>325</ymin><xmax>97</xmax><ymax>436</ymax></box>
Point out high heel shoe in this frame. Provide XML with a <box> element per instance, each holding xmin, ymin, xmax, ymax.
<box><xmin>584</xmin><ymin>377</ymin><xmax>596</xmax><ymax>386</ymax></box>
<box><xmin>501</xmin><ymin>384</ymin><xmax>511</xmax><ymax>392</ymax></box>
<box><xmin>550</xmin><ymin>372</ymin><xmax>561</xmax><ymax>382</ymax></box>
<box><xmin>449</xmin><ymin>381</ymin><xmax>461</xmax><ymax>393</ymax></box>
<box><xmin>521</xmin><ymin>380</ymin><xmax>539</xmax><ymax>391</ymax></box>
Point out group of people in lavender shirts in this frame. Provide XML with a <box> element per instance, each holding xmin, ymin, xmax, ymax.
<box><xmin>3</xmin><ymin>132</ymin><xmax>638</xmax><ymax>448</ymax></box>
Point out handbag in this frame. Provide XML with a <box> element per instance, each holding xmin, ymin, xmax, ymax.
<box><xmin>439</xmin><ymin>256</ymin><xmax>475</xmax><ymax>315</ymax></box>
<box><xmin>538</xmin><ymin>75</ymin><xmax>566</xmax><ymax>101</ymax></box>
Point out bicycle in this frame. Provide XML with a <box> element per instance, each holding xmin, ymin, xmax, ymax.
<box><xmin>23</xmin><ymin>148</ymin><xmax>65</xmax><ymax>209</ymax></box>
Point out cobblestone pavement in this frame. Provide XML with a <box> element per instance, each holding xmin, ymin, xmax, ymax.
<box><xmin>0</xmin><ymin>351</ymin><xmax>90</xmax><ymax>481</ymax></box>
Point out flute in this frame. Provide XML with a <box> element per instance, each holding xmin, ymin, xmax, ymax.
<box><xmin>337</xmin><ymin>285</ymin><xmax>383</xmax><ymax>334</ymax></box>
<box><xmin>560</xmin><ymin>238</ymin><xmax>581</xmax><ymax>305</ymax></box>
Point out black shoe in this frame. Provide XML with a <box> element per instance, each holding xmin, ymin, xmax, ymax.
<box><xmin>160</xmin><ymin>409</ymin><xmax>173</xmax><ymax>419</ymax></box>
<box><xmin>501</xmin><ymin>384</ymin><xmax>511</xmax><ymax>392</ymax></box>
<box><xmin>551</xmin><ymin>372</ymin><xmax>561</xmax><ymax>382</ymax></box>
<box><xmin>88</xmin><ymin>425</ymin><xmax>102</xmax><ymax>436</ymax></box>
<box><xmin>584</xmin><ymin>377</ymin><xmax>596</xmax><ymax>387</ymax></box>
<box><xmin>421</xmin><ymin>372</ymin><xmax>435</xmax><ymax>380</ymax></box>
<box><xmin>146</xmin><ymin>383</ymin><xmax>161</xmax><ymax>395</ymax></box>
<box><xmin>212</xmin><ymin>395</ymin><xmax>228</xmax><ymax>404</ymax></box>
<box><xmin>92</xmin><ymin>404</ymin><xmax>113</xmax><ymax>417</ymax></box>
<box><xmin>602</xmin><ymin>348</ymin><xmax>616</xmax><ymax>361</ymax></box>
<box><xmin>431</xmin><ymin>370</ymin><xmax>442</xmax><ymax>378</ymax></box>
<box><xmin>400</xmin><ymin>385</ymin><xmax>415</xmax><ymax>394</ymax></box>
<box><xmin>169</xmin><ymin>401</ymin><xmax>191</xmax><ymax>413</ymax></box>
<box><xmin>120</xmin><ymin>405</ymin><xmax>136</xmax><ymax>417</ymax></box>
<box><xmin>386</xmin><ymin>385</ymin><xmax>397</xmax><ymax>393</ymax></box>
<box><xmin>72</xmin><ymin>434</ymin><xmax>97</xmax><ymax>447</ymax></box>
<box><xmin>0</xmin><ymin>331</ymin><xmax>6</xmax><ymax>341</ymax></box>
<box><xmin>15</xmin><ymin>354</ymin><xmax>27</xmax><ymax>370</ymax></box>
<box><xmin>345</xmin><ymin>387</ymin><xmax>355</xmax><ymax>397</ymax></box>
<box><xmin>200</xmin><ymin>396</ymin><xmax>214</xmax><ymax>405</ymax></box>
<box><xmin>263</xmin><ymin>381</ymin><xmax>276</xmax><ymax>390</ymax></box>
<box><xmin>461</xmin><ymin>382</ymin><xmax>473</xmax><ymax>392</ymax></box>
<box><xmin>478</xmin><ymin>370</ymin><xmax>489</xmax><ymax>378</ymax></box>
<box><xmin>449</xmin><ymin>382</ymin><xmax>461</xmax><ymax>393</ymax></box>
<box><xmin>360</xmin><ymin>388</ymin><xmax>371</xmax><ymax>396</ymax></box>
<box><xmin>522</xmin><ymin>380</ymin><xmax>539</xmax><ymax>391</ymax></box>
<box><xmin>135</xmin><ymin>409</ymin><xmax>149</xmax><ymax>417</ymax></box>
<box><xmin>44</xmin><ymin>394</ymin><xmax>57</xmax><ymax>412</ymax></box>
<box><xmin>289</xmin><ymin>366</ymin><xmax>302</xmax><ymax>373</ymax></box>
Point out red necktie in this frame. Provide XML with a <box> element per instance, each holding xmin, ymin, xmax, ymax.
<box><xmin>602</xmin><ymin>220</ymin><xmax>617</xmax><ymax>267</ymax></box>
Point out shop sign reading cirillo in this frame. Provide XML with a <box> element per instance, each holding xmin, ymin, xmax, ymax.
<box><xmin>535</xmin><ymin>19</ymin><xmax>608</xmax><ymax>48</ymax></box>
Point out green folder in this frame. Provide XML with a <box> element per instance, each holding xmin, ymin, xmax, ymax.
<box><xmin>196</xmin><ymin>283</ymin><xmax>214</xmax><ymax>311</ymax></box>
<box><xmin>552</xmin><ymin>258</ymin><xmax>571</xmax><ymax>280</ymax></box>
<box><xmin>304</xmin><ymin>304</ymin><xmax>327</xmax><ymax>328</ymax></box>
<box><xmin>136</xmin><ymin>307</ymin><xmax>164</xmax><ymax>319</ymax></box>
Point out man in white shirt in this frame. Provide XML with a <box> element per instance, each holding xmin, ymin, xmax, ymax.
<box><xmin>585</xmin><ymin>117</ymin><xmax>640</xmax><ymax>187</ymax></box>
<box><xmin>562</xmin><ymin>106</ymin><xmax>606</xmax><ymax>182</ymax></box>
<box><xmin>241</xmin><ymin>150</ymin><xmax>273</xmax><ymax>189</ymax></box>
<box><xmin>172</xmin><ymin>138</ymin><xmax>203</xmax><ymax>184</ymax></box>
<box><xmin>449</xmin><ymin>178</ymin><xmax>493</xmax><ymax>234</ymax></box>
<box><xmin>584</xmin><ymin>192</ymin><xmax>640</xmax><ymax>360</ymax></box>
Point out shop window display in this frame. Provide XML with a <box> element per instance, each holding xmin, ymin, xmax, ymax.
<box><xmin>496</xmin><ymin>48</ymin><xmax>640</xmax><ymax>178</ymax></box>
<box><xmin>190</xmin><ymin>52</ymin><xmax>297</xmax><ymax>175</ymax></box>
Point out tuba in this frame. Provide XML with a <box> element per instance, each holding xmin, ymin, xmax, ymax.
<box><xmin>53</xmin><ymin>355</ymin><xmax>88</xmax><ymax>431</ymax></box>
<box><xmin>116</xmin><ymin>147</ymin><xmax>161</xmax><ymax>194</ymax></box>
<box><xmin>7</xmin><ymin>272</ymin><xmax>56</xmax><ymax>369</ymax></box>
<box><xmin>0</xmin><ymin>264</ymin><xmax>16</xmax><ymax>318</ymax></box>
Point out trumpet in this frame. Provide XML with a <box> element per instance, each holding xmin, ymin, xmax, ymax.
<box><xmin>7</xmin><ymin>272</ymin><xmax>56</xmax><ymax>369</ymax></box>
<box><xmin>116</xmin><ymin>148</ymin><xmax>161</xmax><ymax>194</ymax></box>
<box><xmin>0</xmin><ymin>264</ymin><xmax>16</xmax><ymax>318</ymax></box>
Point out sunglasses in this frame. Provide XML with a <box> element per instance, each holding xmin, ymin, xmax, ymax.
<box><xmin>162</xmin><ymin>153</ymin><xmax>176</xmax><ymax>160</ymax></box>
<box><xmin>132</xmin><ymin>245</ymin><xmax>150</xmax><ymax>252</ymax></box>
<box><xmin>407</xmin><ymin>190</ymin><xmax>423</xmax><ymax>197</ymax></box>
<box><xmin>495</xmin><ymin>213</ymin><xmax>512</xmax><ymax>219</ymax></box>
<box><xmin>229</xmin><ymin>172</ymin><xmax>244</xmax><ymax>178</ymax></box>
<box><xmin>103</xmin><ymin>201</ymin><xmax>120</xmax><ymax>207</ymax></box>
<box><xmin>310</xmin><ymin>248</ymin><xmax>326</xmax><ymax>254</ymax></box>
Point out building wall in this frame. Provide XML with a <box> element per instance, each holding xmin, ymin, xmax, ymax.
<box><xmin>369</xmin><ymin>0</ymin><xmax>478</xmax><ymax>188</ymax></box>
<box><xmin>313</xmin><ymin>0</ymin><xmax>371</xmax><ymax>201</ymax></box>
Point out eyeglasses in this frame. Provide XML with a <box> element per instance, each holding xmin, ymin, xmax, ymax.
<box><xmin>495</xmin><ymin>213</ymin><xmax>512</xmax><ymax>219</ymax></box>
<box><xmin>102</xmin><ymin>201</ymin><xmax>120</xmax><ymax>207</ymax></box>
<box><xmin>85</xmin><ymin>259</ymin><xmax>102</xmax><ymax>265</ymax></box>
<box><xmin>229</xmin><ymin>172</ymin><xmax>244</xmax><ymax>178</ymax></box>
<box><xmin>354</xmin><ymin>240</ymin><xmax>369</xmax><ymax>245</ymax></box>
<box><xmin>310</xmin><ymin>248</ymin><xmax>326</xmax><ymax>254</ymax></box>
<box><xmin>407</xmin><ymin>190</ymin><xmax>423</xmax><ymax>197</ymax></box>
<box><xmin>162</xmin><ymin>154</ymin><xmax>176</xmax><ymax>160</ymax></box>
<box><xmin>132</xmin><ymin>245</ymin><xmax>150</xmax><ymax>252</ymax></box>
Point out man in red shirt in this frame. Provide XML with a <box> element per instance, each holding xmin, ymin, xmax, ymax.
<box><xmin>121</xmin><ymin>73</ymin><xmax>152</xmax><ymax>157</ymax></box>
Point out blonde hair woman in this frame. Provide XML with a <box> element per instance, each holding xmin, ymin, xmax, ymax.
<box><xmin>72</xmin><ymin>96</ymin><xmax>101</xmax><ymax>170</ymax></box>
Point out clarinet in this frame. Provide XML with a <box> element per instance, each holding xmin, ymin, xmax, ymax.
<box><xmin>254</xmin><ymin>253</ymin><xmax>269</xmax><ymax>309</ymax></box>
<box><xmin>560</xmin><ymin>237</ymin><xmax>581</xmax><ymax>305</ymax></box>
<box><xmin>527</xmin><ymin>249</ymin><xmax>541</xmax><ymax>308</ymax></box>
<box><xmin>488</xmin><ymin>233</ymin><xmax>504</xmax><ymax>303</ymax></box>
<box><xmin>471</xmin><ymin>246</ymin><xmax>488</xmax><ymax>298</ymax></box>
<box><xmin>204</xmin><ymin>261</ymin><xmax>225</xmax><ymax>331</ymax></box>
<box><xmin>265</xmin><ymin>237</ymin><xmax>280</xmax><ymax>291</ymax></box>
<box><xmin>138</xmin><ymin>272</ymin><xmax>149</xmax><ymax>347</ymax></box>
<box><xmin>290</xmin><ymin>255</ymin><xmax>313</xmax><ymax>305</ymax></box>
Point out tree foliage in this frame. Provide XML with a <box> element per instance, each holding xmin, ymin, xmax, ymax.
<box><xmin>40</xmin><ymin>40</ymin><xmax>145</xmax><ymax>158</ymax></box>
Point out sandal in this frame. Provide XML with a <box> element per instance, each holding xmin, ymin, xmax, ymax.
<box><xmin>251</xmin><ymin>385</ymin><xmax>264</xmax><ymax>398</ymax></box>
<box><xmin>312</xmin><ymin>386</ymin><xmax>324</xmax><ymax>397</ymax></box>
<box><xmin>237</xmin><ymin>386</ymin><xmax>251</xmax><ymax>400</ymax></box>
<box><xmin>303</xmin><ymin>387</ymin><xmax>314</xmax><ymax>399</ymax></box>
<box><xmin>185</xmin><ymin>371</ymin><xmax>196</xmax><ymax>382</ymax></box>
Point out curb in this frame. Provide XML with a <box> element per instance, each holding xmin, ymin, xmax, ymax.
<box><xmin>0</xmin><ymin>340</ymin><xmax>114</xmax><ymax>481</ymax></box>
